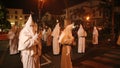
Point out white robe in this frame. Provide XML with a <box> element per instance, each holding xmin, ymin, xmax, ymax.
<box><xmin>19</xmin><ymin>32</ymin><xmax>41</xmax><ymax>68</ymax></box>
<box><xmin>18</xmin><ymin>15</ymin><xmax>41</xmax><ymax>68</ymax></box>
<box><xmin>77</xmin><ymin>24</ymin><xmax>87</xmax><ymax>53</ymax></box>
<box><xmin>51</xmin><ymin>23</ymin><xmax>60</xmax><ymax>55</ymax></box>
<box><xmin>8</xmin><ymin>25</ymin><xmax>19</xmax><ymax>55</ymax></box>
<box><xmin>92</xmin><ymin>26</ymin><xmax>99</xmax><ymax>45</ymax></box>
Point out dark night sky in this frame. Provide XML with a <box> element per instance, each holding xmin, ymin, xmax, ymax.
<box><xmin>2</xmin><ymin>0</ymin><xmax>37</xmax><ymax>10</ymax></box>
<box><xmin>2</xmin><ymin>0</ymin><xmax>86</xmax><ymax>14</ymax></box>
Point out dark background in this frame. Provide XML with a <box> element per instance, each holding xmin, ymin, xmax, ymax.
<box><xmin>2</xmin><ymin>0</ymin><xmax>86</xmax><ymax>14</ymax></box>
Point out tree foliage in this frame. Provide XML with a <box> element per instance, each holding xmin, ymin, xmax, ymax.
<box><xmin>0</xmin><ymin>1</ymin><xmax>11</xmax><ymax>32</ymax></box>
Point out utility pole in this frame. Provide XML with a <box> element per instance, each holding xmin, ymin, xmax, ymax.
<box><xmin>37</xmin><ymin>0</ymin><xmax>44</xmax><ymax>29</ymax></box>
<box><xmin>38</xmin><ymin>0</ymin><xmax>43</xmax><ymax>21</ymax></box>
<box><xmin>64</xmin><ymin>0</ymin><xmax>71</xmax><ymax>28</ymax></box>
<box><xmin>64</xmin><ymin>8</ymin><xmax>71</xmax><ymax>27</ymax></box>
<box><xmin>111</xmin><ymin>0</ymin><xmax>115</xmax><ymax>42</ymax></box>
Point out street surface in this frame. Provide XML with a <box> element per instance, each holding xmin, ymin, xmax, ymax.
<box><xmin>0</xmin><ymin>39</ymin><xmax>120</xmax><ymax>68</ymax></box>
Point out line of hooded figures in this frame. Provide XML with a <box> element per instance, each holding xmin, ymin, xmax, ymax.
<box><xmin>7</xmin><ymin>14</ymin><xmax>120</xmax><ymax>68</ymax></box>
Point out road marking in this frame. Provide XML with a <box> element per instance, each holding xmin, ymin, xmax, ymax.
<box><xmin>41</xmin><ymin>54</ymin><xmax>52</xmax><ymax>66</ymax></box>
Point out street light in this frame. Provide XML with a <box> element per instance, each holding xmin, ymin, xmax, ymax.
<box><xmin>86</xmin><ymin>16</ymin><xmax>90</xmax><ymax>21</ymax></box>
<box><xmin>56</xmin><ymin>19</ymin><xmax>59</xmax><ymax>23</ymax></box>
<box><xmin>111</xmin><ymin>0</ymin><xmax>115</xmax><ymax>41</ymax></box>
<box><xmin>85</xmin><ymin>16</ymin><xmax>90</xmax><ymax>29</ymax></box>
<box><xmin>108</xmin><ymin>0</ymin><xmax>115</xmax><ymax>41</ymax></box>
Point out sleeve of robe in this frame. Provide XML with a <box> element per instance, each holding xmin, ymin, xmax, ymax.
<box><xmin>18</xmin><ymin>30</ymin><xmax>38</xmax><ymax>51</ymax></box>
<box><xmin>8</xmin><ymin>30</ymin><xmax>15</xmax><ymax>40</ymax></box>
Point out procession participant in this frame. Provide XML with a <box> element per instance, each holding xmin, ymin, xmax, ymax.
<box><xmin>51</xmin><ymin>23</ymin><xmax>61</xmax><ymax>55</ymax></box>
<box><xmin>18</xmin><ymin>14</ymin><xmax>42</xmax><ymax>68</ymax></box>
<box><xmin>77</xmin><ymin>24</ymin><xmax>87</xmax><ymax>53</ymax></box>
<box><xmin>8</xmin><ymin>24</ymin><xmax>20</xmax><ymax>55</ymax></box>
<box><xmin>92</xmin><ymin>26</ymin><xmax>99</xmax><ymax>45</ymax></box>
<box><xmin>59</xmin><ymin>23</ymin><xmax>74</xmax><ymax>68</ymax></box>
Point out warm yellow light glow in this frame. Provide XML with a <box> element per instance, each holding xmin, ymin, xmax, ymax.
<box><xmin>39</xmin><ymin>0</ymin><xmax>43</xmax><ymax>2</ymax></box>
<box><xmin>19</xmin><ymin>17</ymin><xmax>23</xmax><ymax>20</ymax></box>
<box><xmin>39</xmin><ymin>0</ymin><xmax>42</xmax><ymax>1</ymax></box>
<box><xmin>56</xmin><ymin>20</ymin><xmax>59</xmax><ymax>22</ymax></box>
<box><xmin>86</xmin><ymin>16</ymin><xmax>90</xmax><ymax>21</ymax></box>
<box><xmin>11</xmin><ymin>22</ymin><xmax>15</xmax><ymax>26</ymax></box>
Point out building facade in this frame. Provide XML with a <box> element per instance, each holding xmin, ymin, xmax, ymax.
<box><xmin>7</xmin><ymin>8</ymin><xmax>29</xmax><ymax>27</ymax></box>
<box><xmin>61</xmin><ymin>0</ymin><xmax>113</xmax><ymax>29</ymax></box>
<box><xmin>41</xmin><ymin>0</ymin><xmax>120</xmax><ymax>33</ymax></box>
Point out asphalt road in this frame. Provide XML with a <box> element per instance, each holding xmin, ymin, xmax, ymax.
<box><xmin>0</xmin><ymin>40</ymin><xmax>120</xmax><ymax>68</ymax></box>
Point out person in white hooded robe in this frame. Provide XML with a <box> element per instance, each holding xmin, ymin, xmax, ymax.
<box><xmin>92</xmin><ymin>26</ymin><xmax>99</xmax><ymax>45</ymax></box>
<box><xmin>77</xmin><ymin>24</ymin><xmax>87</xmax><ymax>53</ymax></box>
<box><xmin>51</xmin><ymin>23</ymin><xmax>60</xmax><ymax>55</ymax></box>
<box><xmin>18</xmin><ymin>14</ymin><xmax>42</xmax><ymax>68</ymax></box>
<box><xmin>8</xmin><ymin>25</ymin><xmax>20</xmax><ymax>55</ymax></box>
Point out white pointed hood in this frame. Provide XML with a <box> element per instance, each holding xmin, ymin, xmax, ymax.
<box><xmin>52</xmin><ymin>23</ymin><xmax>60</xmax><ymax>37</ymax></box>
<box><xmin>77</xmin><ymin>24</ymin><xmax>85</xmax><ymax>36</ymax></box>
<box><xmin>18</xmin><ymin>14</ymin><xmax>37</xmax><ymax>50</ymax></box>
<box><xmin>24</xmin><ymin>14</ymin><xmax>36</xmax><ymax>35</ymax></box>
<box><xmin>93</xmin><ymin>26</ymin><xmax>98</xmax><ymax>36</ymax></box>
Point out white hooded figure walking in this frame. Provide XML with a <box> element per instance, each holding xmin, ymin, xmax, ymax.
<box><xmin>51</xmin><ymin>23</ymin><xmax>60</xmax><ymax>55</ymax></box>
<box><xmin>8</xmin><ymin>25</ymin><xmax>19</xmax><ymax>55</ymax></box>
<box><xmin>77</xmin><ymin>24</ymin><xmax>87</xmax><ymax>53</ymax></box>
<box><xmin>18</xmin><ymin>14</ymin><xmax>42</xmax><ymax>68</ymax></box>
<box><xmin>92</xmin><ymin>26</ymin><xmax>99</xmax><ymax>45</ymax></box>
